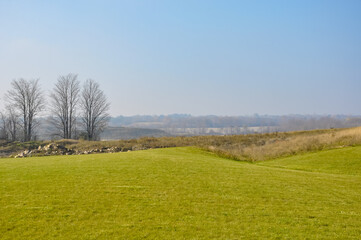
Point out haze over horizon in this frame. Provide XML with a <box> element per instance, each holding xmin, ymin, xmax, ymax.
<box><xmin>1</xmin><ymin>0</ymin><xmax>360</xmax><ymax>116</ymax></box>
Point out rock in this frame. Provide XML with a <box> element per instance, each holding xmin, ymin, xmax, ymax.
<box><xmin>43</xmin><ymin>144</ymin><xmax>52</xmax><ymax>151</ymax></box>
<box><xmin>14</xmin><ymin>152</ymin><xmax>24</xmax><ymax>158</ymax></box>
<box><xmin>132</xmin><ymin>145</ymin><xmax>144</xmax><ymax>151</ymax></box>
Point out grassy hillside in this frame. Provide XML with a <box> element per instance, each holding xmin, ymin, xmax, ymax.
<box><xmin>258</xmin><ymin>146</ymin><xmax>361</xmax><ymax>175</ymax></box>
<box><xmin>1</xmin><ymin>147</ymin><xmax>360</xmax><ymax>239</ymax></box>
<box><xmin>205</xmin><ymin>126</ymin><xmax>361</xmax><ymax>161</ymax></box>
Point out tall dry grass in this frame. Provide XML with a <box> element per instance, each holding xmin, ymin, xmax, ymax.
<box><xmin>206</xmin><ymin>127</ymin><xmax>361</xmax><ymax>161</ymax></box>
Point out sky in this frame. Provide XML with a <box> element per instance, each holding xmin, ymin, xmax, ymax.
<box><xmin>0</xmin><ymin>0</ymin><xmax>360</xmax><ymax>116</ymax></box>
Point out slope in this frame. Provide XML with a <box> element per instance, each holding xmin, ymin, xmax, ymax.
<box><xmin>1</xmin><ymin>147</ymin><xmax>360</xmax><ymax>239</ymax></box>
<box><xmin>257</xmin><ymin>146</ymin><xmax>361</xmax><ymax>175</ymax></box>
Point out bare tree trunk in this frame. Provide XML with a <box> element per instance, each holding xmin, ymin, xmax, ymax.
<box><xmin>80</xmin><ymin>79</ymin><xmax>110</xmax><ymax>141</ymax></box>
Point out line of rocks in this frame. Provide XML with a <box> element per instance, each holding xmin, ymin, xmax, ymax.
<box><xmin>12</xmin><ymin>143</ymin><xmax>133</xmax><ymax>158</ymax></box>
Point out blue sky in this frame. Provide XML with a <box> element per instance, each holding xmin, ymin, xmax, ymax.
<box><xmin>0</xmin><ymin>0</ymin><xmax>360</xmax><ymax>116</ymax></box>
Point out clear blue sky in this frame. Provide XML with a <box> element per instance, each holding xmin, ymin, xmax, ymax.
<box><xmin>0</xmin><ymin>0</ymin><xmax>360</xmax><ymax>116</ymax></box>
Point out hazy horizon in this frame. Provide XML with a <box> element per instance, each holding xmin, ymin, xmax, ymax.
<box><xmin>1</xmin><ymin>0</ymin><xmax>360</xmax><ymax>116</ymax></box>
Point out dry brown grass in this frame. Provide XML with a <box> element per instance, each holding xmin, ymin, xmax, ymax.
<box><xmin>207</xmin><ymin>127</ymin><xmax>361</xmax><ymax>161</ymax></box>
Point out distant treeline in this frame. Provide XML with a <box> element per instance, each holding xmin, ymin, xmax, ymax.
<box><xmin>110</xmin><ymin>114</ymin><xmax>361</xmax><ymax>131</ymax></box>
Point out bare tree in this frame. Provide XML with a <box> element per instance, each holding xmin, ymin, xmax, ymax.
<box><xmin>80</xmin><ymin>79</ymin><xmax>110</xmax><ymax>140</ymax></box>
<box><xmin>50</xmin><ymin>74</ymin><xmax>80</xmax><ymax>139</ymax></box>
<box><xmin>7</xmin><ymin>107</ymin><xmax>20</xmax><ymax>141</ymax></box>
<box><xmin>0</xmin><ymin>111</ymin><xmax>8</xmax><ymax>140</ymax></box>
<box><xmin>1</xmin><ymin>107</ymin><xmax>20</xmax><ymax>142</ymax></box>
<box><xmin>6</xmin><ymin>79</ymin><xmax>44</xmax><ymax>142</ymax></box>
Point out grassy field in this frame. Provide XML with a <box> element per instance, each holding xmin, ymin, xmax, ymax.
<box><xmin>1</xmin><ymin>147</ymin><xmax>361</xmax><ymax>239</ymax></box>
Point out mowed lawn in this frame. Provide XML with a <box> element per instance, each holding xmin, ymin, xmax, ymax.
<box><xmin>1</xmin><ymin>147</ymin><xmax>361</xmax><ymax>239</ymax></box>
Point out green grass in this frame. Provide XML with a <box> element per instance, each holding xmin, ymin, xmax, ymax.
<box><xmin>258</xmin><ymin>146</ymin><xmax>361</xmax><ymax>175</ymax></box>
<box><xmin>1</xmin><ymin>147</ymin><xmax>361</xmax><ymax>239</ymax></box>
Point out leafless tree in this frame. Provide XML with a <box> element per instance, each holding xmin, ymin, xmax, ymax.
<box><xmin>80</xmin><ymin>79</ymin><xmax>110</xmax><ymax>140</ymax></box>
<box><xmin>2</xmin><ymin>107</ymin><xmax>20</xmax><ymax>141</ymax></box>
<box><xmin>6</xmin><ymin>79</ymin><xmax>44</xmax><ymax>141</ymax></box>
<box><xmin>50</xmin><ymin>74</ymin><xmax>80</xmax><ymax>139</ymax></box>
<box><xmin>0</xmin><ymin>111</ymin><xmax>8</xmax><ymax>140</ymax></box>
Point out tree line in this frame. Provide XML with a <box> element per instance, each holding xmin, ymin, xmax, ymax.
<box><xmin>111</xmin><ymin>114</ymin><xmax>361</xmax><ymax>131</ymax></box>
<box><xmin>0</xmin><ymin>74</ymin><xmax>110</xmax><ymax>142</ymax></box>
